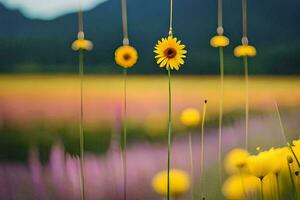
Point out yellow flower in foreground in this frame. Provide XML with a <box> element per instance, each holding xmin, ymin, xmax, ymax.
<box><xmin>222</xmin><ymin>174</ymin><xmax>260</xmax><ymax>200</ymax></box>
<box><xmin>72</xmin><ymin>38</ymin><xmax>93</xmax><ymax>51</ymax></box>
<box><xmin>114</xmin><ymin>45</ymin><xmax>138</xmax><ymax>68</ymax></box>
<box><xmin>293</xmin><ymin>139</ymin><xmax>300</xmax><ymax>146</ymax></box>
<box><xmin>224</xmin><ymin>148</ymin><xmax>249</xmax><ymax>174</ymax></box>
<box><xmin>180</xmin><ymin>108</ymin><xmax>200</xmax><ymax>128</ymax></box>
<box><xmin>247</xmin><ymin>151</ymin><xmax>273</xmax><ymax>179</ymax></box>
<box><xmin>151</xmin><ymin>169</ymin><xmax>190</xmax><ymax>197</ymax></box>
<box><xmin>154</xmin><ymin>36</ymin><xmax>187</xmax><ymax>70</ymax></box>
<box><xmin>210</xmin><ymin>35</ymin><xmax>230</xmax><ymax>48</ymax></box>
<box><xmin>268</xmin><ymin>148</ymin><xmax>286</xmax><ymax>174</ymax></box>
<box><xmin>234</xmin><ymin>45</ymin><xmax>257</xmax><ymax>57</ymax></box>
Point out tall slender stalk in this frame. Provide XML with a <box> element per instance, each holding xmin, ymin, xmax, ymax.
<box><xmin>218</xmin><ymin>47</ymin><xmax>224</xmax><ymax>185</ymax></box>
<box><xmin>188</xmin><ymin>131</ymin><xmax>194</xmax><ymax>200</ymax></box>
<box><xmin>244</xmin><ymin>56</ymin><xmax>249</xmax><ymax>150</ymax></box>
<box><xmin>166</xmin><ymin>67</ymin><xmax>172</xmax><ymax>200</ymax></box>
<box><xmin>200</xmin><ymin>100</ymin><xmax>207</xmax><ymax>200</ymax></box>
<box><xmin>275</xmin><ymin>173</ymin><xmax>281</xmax><ymax>200</ymax></box>
<box><xmin>260</xmin><ymin>178</ymin><xmax>264</xmax><ymax>200</ymax></box>
<box><xmin>288</xmin><ymin>145</ymin><xmax>300</xmax><ymax>169</ymax></box>
<box><xmin>79</xmin><ymin>49</ymin><xmax>86</xmax><ymax>200</ymax></box>
<box><xmin>287</xmin><ymin>161</ymin><xmax>298</xmax><ymax>199</ymax></box>
<box><xmin>122</xmin><ymin>68</ymin><xmax>128</xmax><ymax>200</ymax></box>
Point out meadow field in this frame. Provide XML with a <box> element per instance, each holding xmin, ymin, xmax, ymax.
<box><xmin>0</xmin><ymin>75</ymin><xmax>300</xmax><ymax>200</ymax></box>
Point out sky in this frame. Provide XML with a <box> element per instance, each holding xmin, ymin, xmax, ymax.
<box><xmin>0</xmin><ymin>0</ymin><xmax>107</xmax><ymax>20</ymax></box>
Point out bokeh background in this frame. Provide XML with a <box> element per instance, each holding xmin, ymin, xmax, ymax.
<box><xmin>0</xmin><ymin>0</ymin><xmax>300</xmax><ymax>199</ymax></box>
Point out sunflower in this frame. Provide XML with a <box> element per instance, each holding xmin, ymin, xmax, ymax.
<box><xmin>114</xmin><ymin>45</ymin><xmax>138</xmax><ymax>68</ymax></box>
<box><xmin>154</xmin><ymin>36</ymin><xmax>187</xmax><ymax>70</ymax></box>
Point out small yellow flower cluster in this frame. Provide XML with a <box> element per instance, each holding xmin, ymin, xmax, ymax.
<box><xmin>151</xmin><ymin>169</ymin><xmax>190</xmax><ymax>197</ymax></box>
<box><xmin>223</xmin><ymin>139</ymin><xmax>300</xmax><ymax>200</ymax></box>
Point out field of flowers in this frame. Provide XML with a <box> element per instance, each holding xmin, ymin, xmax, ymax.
<box><xmin>0</xmin><ymin>75</ymin><xmax>300</xmax><ymax>200</ymax></box>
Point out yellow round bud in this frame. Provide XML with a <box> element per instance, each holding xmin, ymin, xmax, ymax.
<box><xmin>210</xmin><ymin>35</ymin><xmax>230</xmax><ymax>48</ymax></box>
<box><xmin>234</xmin><ymin>45</ymin><xmax>257</xmax><ymax>57</ymax></box>
<box><xmin>72</xmin><ymin>39</ymin><xmax>93</xmax><ymax>51</ymax></box>
<box><xmin>180</xmin><ymin>108</ymin><xmax>201</xmax><ymax>128</ymax></box>
<box><xmin>151</xmin><ymin>169</ymin><xmax>190</xmax><ymax>197</ymax></box>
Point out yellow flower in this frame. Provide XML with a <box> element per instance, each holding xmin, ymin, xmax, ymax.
<box><xmin>262</xmin><ymin>173</ymin><xmax>277</xmax><ymax>200</ymax></box>
<box><xmin>234</xmin><ymin>45</ymin><xmax>257</xmax><ymax>57</ymax></box>
<box><xmin>72</xmin><ymin>38</ymin><xmax>93</xmax><ymax>51</ymax></box>
<box><xmin>154</xmin><ymin>36</ymin><xmax>187</xmax><ymax>70</ymax></box>
<box><xmin>247</xmin><ymin>151</ymin><xmax>273</xmax><ymax>179</ymax></box>
<box><xmin>114</xmin><ymin>45</ymin><xmax>138</xmax><ymax>68</ymax></box>
<box><xmin>224</xmin><ymin>148</ymin><xmax>249</xmax><ymax>174</ymax></box>
<box><xmin>210</xmin><ymin>35</ymin><xmax>230</xmax><ymax>48</ymax></box>
<box><xmin>151</xmin><ymin>169</ymin><xmax>190</xmax><ymax>197</ymax></box>
<box><xmin>222</xmin><ymin>174</ymin><xmax>260</xmax><ymax>200</ymax></box>
<box><xmin>293</xmin><ymin>139</ymin><xmax>300</xmax><ymax>146</ymax></box>
<box><xmin>268</xmin><ymin>148</ymin><xmax>286</xmax><ymax>174</ymax></box>
<box><xmin>180</xmin><ymin>108</ymin><xmax>200</xmax><ymax>128</ymax></box>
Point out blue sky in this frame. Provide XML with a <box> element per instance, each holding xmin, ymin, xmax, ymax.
<box><xmin>0</xmin><ymin>0</ymin><xmax>107</xmax><ymax>19</ymax></box>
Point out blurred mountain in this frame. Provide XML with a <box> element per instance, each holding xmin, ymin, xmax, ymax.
<box><xmin>0</xmin><ymin>0</ymin><xmax>299</xmax><ymax>74</ymax></box>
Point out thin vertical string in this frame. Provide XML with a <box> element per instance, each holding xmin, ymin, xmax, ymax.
<box><xmin>166</xmin><ymin>67</ymin><xmax>172</xmax><ymax>200</ymax></box>
<box><xmin>200</xmin><ymin>100</ymin><xmax>207</xmax><ymax>200</ymax></box>
<box><xmin>77</xmin><ymin>1</ymin><xmax>86</xmax><ymax>199</ymax></box>
<box><xmin>121</xmin><ymin>0</ymin><xmax>129</xmax><ymax>44</ymax></box>
<box><xmin>218</xmin><ymin>0</ymin><xmax>222</xmax><ymax>28</ymax></box>
<box><xmin>169</xmin><ymin>0</ymin><xmax>173</xmax><ymax>36</ymax></box>
<box><xmin>274</xmin><ymin>101</ymin><xmax>288</xmax><ymax>144</ymax></box>
<box><xmin>218</xmin><ymin>47</ymin><xmax>224</xmax><ymax>185</ymax></box>
<box><xmin>242</xmin><ymin>0</ymin><xmax>247</xmax><ymax>38</ymax></box>
<box><xmin>78</xmin><ymin>5</ymin><xmax>83</xmax><ymax>33</ymax></box>
<box><xmin>244</xmin><ymin>57</ymin><xmax>249</xmax><ymax>149</ymax></box>
<box><xmin>122</xmin><ymin>68</ymin><xmax>128</xmax><ymax>200</ymax></box>
<box><xmin>188</xmin><ymin>131</ymin><xmax>194</xmax><ymax>200</ymax></box>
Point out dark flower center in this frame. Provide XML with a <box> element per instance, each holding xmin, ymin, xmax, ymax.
<box><xmin>123</xmin><ymin>53</ymin><xmax>131</xmax><ymax>61</ymax></box>
<box><xmin>164</xmin><ymin>48</ymin><xmax>177</xmax><ymax>58</ymax></box>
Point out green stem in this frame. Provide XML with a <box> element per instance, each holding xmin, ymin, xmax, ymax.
<box><xmin>288</xmin><ymin>161</ymin><xmax>297</xmax><ymax>199</ymax></box>
<box><xmin>79</xmin><ymin>49</ymin><xmax>86</xmax><ymax>200</ymax></box>
<box><xmin>188</xmin><ymin>131</ymin><xmax>194</xmax><ymax>200</ymax></box>
<box><xmin>243</xmin><ymin>56</ymin><xmax>249</xmax><ymax>150</ymax></box>
<box><xmin>288</xmin><ymin>145</ymin><xmax>300</xmax><ymax>169</ymax></box>
<box><xmin>200</xmin><ymin>100</ymin><xmax>207</xmax><ymax>200</ymax></box>
<box><xmin>260</xmin><ymin>178</ymin><xmax>264</xmax><ymax>200</ymax></box>
<box><xmin>218</xmin><ymin>47</ymin><xmax>224</xmax><ymax>185</ymax></box>
<box><xmin>275</xmin><ymin>173</ymin><xmax>281</xmax><ymax>200</ymax></box>
<box><xmin>123</xmin><ymin>68</ymin><xmax>128</xmax><ymax>200</ymax></box>
<box><xmin>166</xmin><ymin>68</ymin><xmax>172</xmax><ymax>200</ymax></box>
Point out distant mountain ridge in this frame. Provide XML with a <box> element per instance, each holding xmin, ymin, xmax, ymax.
<box><xmin>0</xmin><ymin>0</ymin><xmax>299</xmax><ymax>74</ymax></box>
